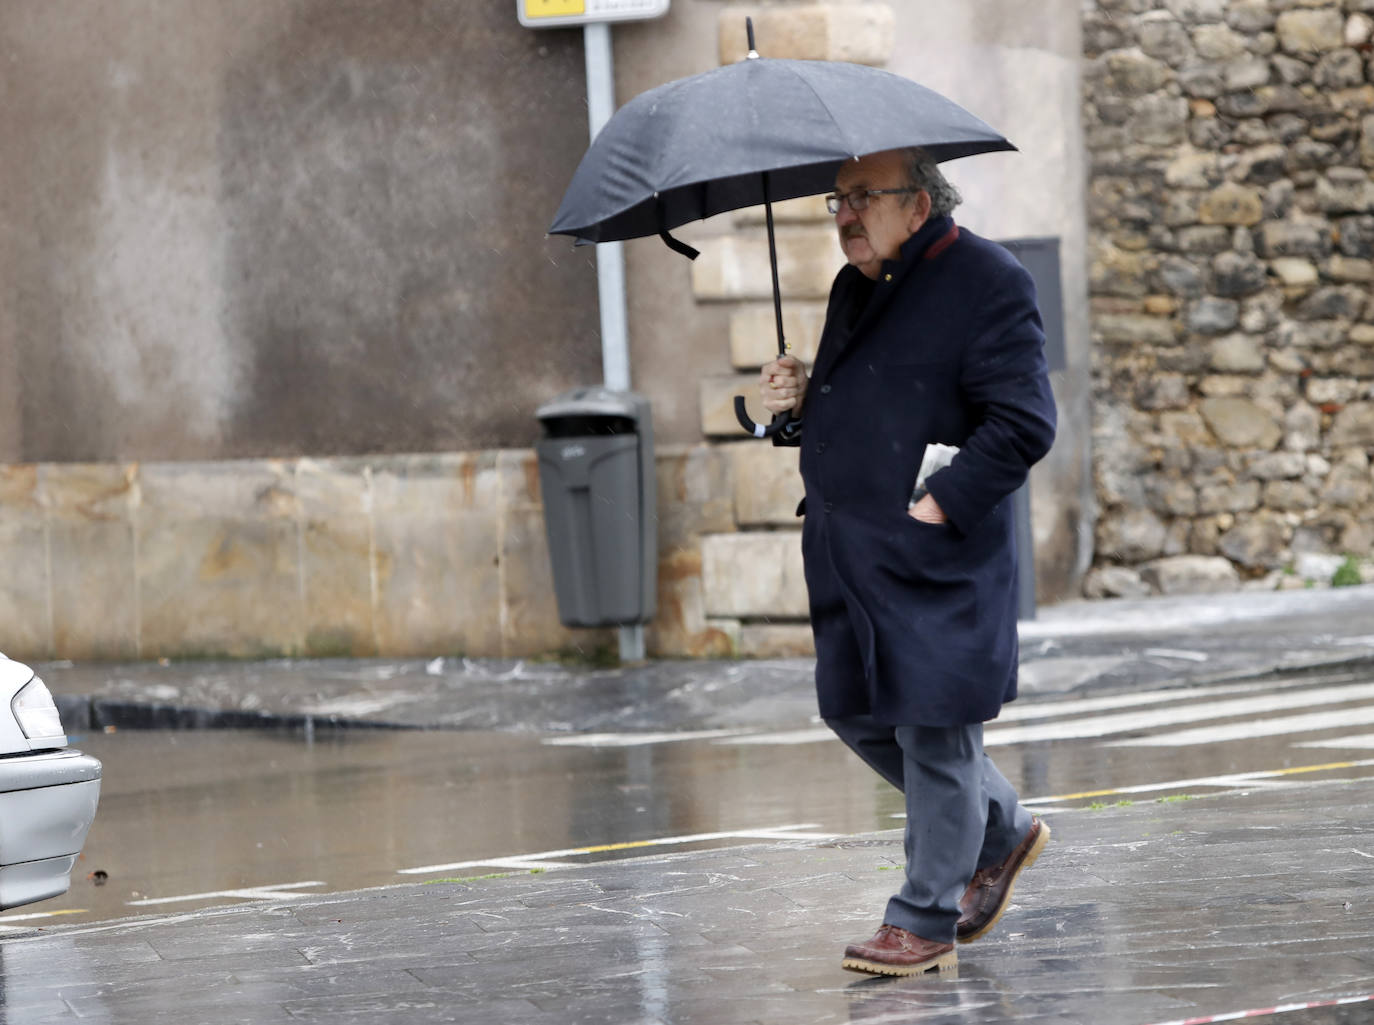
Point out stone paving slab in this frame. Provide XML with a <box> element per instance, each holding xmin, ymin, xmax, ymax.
<box><xmin>3</xmin><ymin>770</ymin><xmax>1372</xmax><ymax>1024</ymax></box>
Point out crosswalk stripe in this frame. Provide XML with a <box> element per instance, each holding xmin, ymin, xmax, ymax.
<box><xmin>1107</xmin><ymin>703</ymin><xmax>1374</xmax><ymax>748</ymax></box>
<box><xmin>1296</xmin><ymin>733</ymin><xmax>1374</xmax><ymax>749</ymax></box>
<box><xmin>983</xmin><ymin>680</ymin><xmax>1374</xmax><ymax>747</ymax></box>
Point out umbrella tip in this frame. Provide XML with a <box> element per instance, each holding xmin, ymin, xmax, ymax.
<box><xmin>745</xmin><ymin>16</ymin><xmax>759</xmax><ymax>59</ymax></box>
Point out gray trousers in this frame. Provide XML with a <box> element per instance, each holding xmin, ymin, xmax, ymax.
<box><xmin>826</xmin><ymin>715</ymin><xmax>1031</xmax><ymax>943</ymax></box>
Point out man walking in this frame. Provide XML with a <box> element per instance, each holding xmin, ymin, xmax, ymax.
<box><xmin>759</xmin><ymin>147</ymin><xmax>1057</xmax><ymax>976</ymax></box>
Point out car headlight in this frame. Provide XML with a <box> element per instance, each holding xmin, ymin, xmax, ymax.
<box><xmin>12</xmin><ymin>675</ymin><xmax>67</xmax><ymax>748</ymax></box>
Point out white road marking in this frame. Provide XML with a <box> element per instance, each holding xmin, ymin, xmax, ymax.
<box><xmin>127</xmin><ymin>881</ymin><xmax>326</xmax><ymax>907</ymax></box>
<box><xmin>712</xmin><ymin>678</ymin><xmax>1336</xmax><ymax>747</ymax></box>
<box><xmin>398</xmin><ymin>823</ymin><xmax>837</xmax><ymax>876</ymax></box>
<box><xmin>1297</xmin><ymin>733</ymin><xmax>1374</xmax><ymax>749</ymax></box>
<box><xmin>545</xmin><ymin>728</ymin><xmax>752</xmax><ymax>748</ymax></box>
<box><xmin>984</xmin><ymin>680</ymin><xmax>1374</xmax><ymax>747</ymax></box>
<box><xmin>1022</xmin><ymin>758</ymin><xmax>1374</xmax><ymax>805</ymax></box>
<box><xmin>1108</xmin><ymin>703</ymin><xmax>1374</xmax><ymax>748</ymax></box>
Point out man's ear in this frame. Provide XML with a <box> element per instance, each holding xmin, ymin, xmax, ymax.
<box><xmin>909</xmin><ymin>189</ymin><xmax>933</xmax><ymax>231</ymax></box>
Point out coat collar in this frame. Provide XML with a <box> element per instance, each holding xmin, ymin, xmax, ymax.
<box><xmin>845</xmin><ymin>215</ymin><xmax>958</xmax><ymax>340</ymax></box>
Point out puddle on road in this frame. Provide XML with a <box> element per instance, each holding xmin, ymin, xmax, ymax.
<box><xmin>18</xmin><ymin>718</ymin><xmax>1374</xmax><ymax>929</ymax></box>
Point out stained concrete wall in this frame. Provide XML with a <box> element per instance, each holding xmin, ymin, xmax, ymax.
<box><xmin>0</xmin><ymin>0</ymin><xmax>602</xmax><ymax>463</ymax></box>
<box><xmin>0</xmin><ymin>1</ymin><xmax>1093</xmax><ymax>660</ymax></box>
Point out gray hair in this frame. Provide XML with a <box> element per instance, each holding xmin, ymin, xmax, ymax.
<box><xmin>900</xmin><ymin>148</ymin><xmax>962</xmax><ymax>218</ymax></box>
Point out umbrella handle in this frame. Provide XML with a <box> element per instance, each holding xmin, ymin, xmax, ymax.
<box><xmin>734</xmin><ymin>396</ymin><xmax>792</xmax><ymax>439</ymax></box>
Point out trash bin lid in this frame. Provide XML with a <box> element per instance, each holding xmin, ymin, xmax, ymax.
<box><xmin>536</xmin><ymin>387</ymin><xmax>645</xmax><ymax>423</ymax></box>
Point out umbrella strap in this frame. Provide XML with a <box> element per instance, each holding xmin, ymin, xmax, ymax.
<box><xmin>655</xmin><ymin>197</ymin><xmax>700</xmax><ymax>261</ymax></box>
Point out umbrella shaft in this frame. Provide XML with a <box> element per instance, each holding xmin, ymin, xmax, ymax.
<box><xmin>762</xmin><ymin>172</ymin><xmax>786</xmax><ymax>358</ymax></box>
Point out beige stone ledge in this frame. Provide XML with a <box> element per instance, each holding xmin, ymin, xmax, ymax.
<box><xmin>0</xmin><ymin>447</ymin><xmax>766</xmax><ymax>662</ymax></box>
<box><xmin>718</xmin><ymin>4</ymin><xmax>894</xmax><ymax>65</ymax></box>
<box><xmin>730</xmin><ymin>302</ymin><xmax>827</xmax><ymax>369</ymax></box>
<box><xmin>691</xmin><ymin>230</ymin><xmax>840</xmax><ymax>302</ymax></box>
<box><xmin>701</xmin><ymin>531</ymin><xmax>809</xmax><ymax>618</ymax></box>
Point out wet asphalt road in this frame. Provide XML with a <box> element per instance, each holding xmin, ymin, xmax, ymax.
<box><xmin>25</xmin><ymin>664</ymin><xmax>1374</xmax><ymax>931</ymax></box>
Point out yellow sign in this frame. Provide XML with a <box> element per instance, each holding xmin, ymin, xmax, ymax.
<box><xmin>525</xmin><ymin>0</ymin><xmax>585</xmax><ymax>17</ymax></box>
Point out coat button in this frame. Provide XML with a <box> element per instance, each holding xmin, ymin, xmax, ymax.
<box><xmin>816</xmin><ymin>442</ymin><xmax>826</xmax><ymax>453</ymax></box>
<box><xmin>823</xmin><ymin>501</ymin><xmax>833</xmax><ymax>514</ymax></box>
<box><xmin>819</xmin><ymin>384</ymin><xmax>832</xmax><ymax>394</ymax></box>
<box><xmin>884</xmin><ymin>273</ymin><xmax>892</xmax><ymax>282</ymax></box>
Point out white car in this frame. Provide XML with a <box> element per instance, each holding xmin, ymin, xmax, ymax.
<box><xmin>0</xmin><ymin>654</ymin><xmax>101</xmax><ymax>909</ymax></box>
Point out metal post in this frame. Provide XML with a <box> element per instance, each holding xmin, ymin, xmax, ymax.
<box><xmin>583</xmin><ymin>22</ymin><xmax>630</xmax><ymax>393</ymax></box>
<box><xmin>584</xmin><ymin>21</ymin><xmax>643</xmax><ymax>662</ymax></box>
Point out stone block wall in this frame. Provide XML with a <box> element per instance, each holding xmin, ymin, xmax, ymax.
<box><xmin>1083</xmin><ymin>0</ymin><xmax>1374</xmax><ymax>597</ymax></box>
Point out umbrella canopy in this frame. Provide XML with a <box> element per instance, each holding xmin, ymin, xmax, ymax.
<box><xmin>549</xmin><ymin>55</ymin><xmax>1014</xmax><ymax>245</ymax></box>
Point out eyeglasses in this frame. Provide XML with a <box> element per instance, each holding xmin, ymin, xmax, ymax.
<box><xmin>824</xmin><ymin>187</ymin><xmax>918</xmax><ymax>214</ymax></box>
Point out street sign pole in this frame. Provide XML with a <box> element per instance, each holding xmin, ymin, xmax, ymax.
<box><xmin>582</xmin><ymin>21</ymin><xmax>630</xmax><ymax>394</ymax></box>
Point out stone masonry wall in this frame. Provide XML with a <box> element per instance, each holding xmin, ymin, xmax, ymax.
<box><xmin>1083</xmin><ymin>0</ymin><xmax>1374</xmax><ymax>598</ymax></box>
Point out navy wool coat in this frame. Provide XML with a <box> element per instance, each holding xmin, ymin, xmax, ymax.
<box><xmin>780</xmin><ymin>215</ymin><xmax>1057</xmax><ymax>727</ymax></box>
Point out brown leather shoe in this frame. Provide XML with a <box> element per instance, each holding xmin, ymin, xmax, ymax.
<box><xmin>841</xmin><ymin>924</ymin><xmax>957</xmax><ymax>976</ymax></box>
<box><xmin>956</xmin><ymin>816</ymin><xmax>1050</xmax><ymax>943</ymax></box>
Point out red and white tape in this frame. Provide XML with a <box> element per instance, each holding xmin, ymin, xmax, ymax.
<box><xmin>1145</xmin><ymin>993</ymin><xmax>1374</xmax><ymax>1025</ymax></box>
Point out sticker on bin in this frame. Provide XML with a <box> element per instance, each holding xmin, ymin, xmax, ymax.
<box><xmin>561</xmin><ymin>444</ymin><xmax>587</xmax><ymax>460</ymax></box>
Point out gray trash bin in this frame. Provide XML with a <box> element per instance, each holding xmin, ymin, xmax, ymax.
<box><xmin>535</xmin><ymin>388</ymin><xmax>656</xmax><ymax>628</ymax></box>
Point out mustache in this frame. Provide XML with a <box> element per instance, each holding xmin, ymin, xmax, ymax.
<box><xmin>840</xmin><ymin>225</ymin><xmax>866</xmax><ymax>240</ymax></box>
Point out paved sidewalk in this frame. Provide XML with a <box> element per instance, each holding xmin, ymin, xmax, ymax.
<box><xmin>4</xmin><ymin>766</ymin><xmax>1372</xmax><ymax>1024</ymax></box>
<box><xmin>37</xmin><ymin>585</ymin><xmax>1374</xmax><ymax>734</ymax></box>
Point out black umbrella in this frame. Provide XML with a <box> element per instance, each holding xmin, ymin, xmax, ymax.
<box><xmin>550</xmin><ymin>21</ymin><xmax>1015</xmax><ymax>437</ymax></box>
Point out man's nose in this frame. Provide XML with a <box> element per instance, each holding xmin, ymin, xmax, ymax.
<box><xmin>835</xmin><ymin>202</ymin><xmax>858</xmax><ymax>226</ymax></box>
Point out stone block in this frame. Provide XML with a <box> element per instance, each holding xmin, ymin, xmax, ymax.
<box><xmin>1200</xmin><ymin>397</ymin><xmax>1282</xmax><ymax>449</ymax></box>
<box><xmin>1082</xmin><ymin>566</ymin><xmax>1152</xmax><ymax>599</ymax></box>
<box><xmin>1317</xmin><ymin>169</ymin><xmax>1374</xmax><ymax>214</ymax></box>
<box><xmin>701</xmin><ymin>375</ymin><xmax>774</xmax><ymax>437</ymax></box>
<box><xmin>0</xmin><ymin>521</ymin><xmax>50</xmax><ymax>660</ymax></box>
<box><xmin>1192</xmin><ymin>24</ymin><xmax>1247</xmax><ymax>60</ymax></box>
<box><xmin>1269</xmin><ymin>257</ymin><xmax>1319</xmax><ymax>286</ymax></box>
<box><xmin>1096</xmin><ymin>508</ymin><xmax>1168</xmax><ymax>563</ymax></box>
<box><xmin>1276</xmin><ymin>9</ymin><xmax>1345</xmax><ymax>54</ymax></box>
<box><xmin>1258</xmin><ymin>220</ymin><xmax>1332</xmax><ymax>259</ymax></box>
<box><xmin>729</xmin><ymin>302</ymin><xmax>826</xmax><ymax>369</ymax></box>
<box><xmin>1101</xmin><ymin>50</ymin><xmax>1173</xmax><ymax>95</ymax></box>
<box><xmin>295</xmin><ymin>460</ymin><xmax>376</xmax><ymax>657</ymax></box>
<box><xmin>691</xmin><ymin>230</ymin><xmax>840</xmax><ymax>302</ymax></box>
<box><xmin>1165</xmin><ymin>0</ymin><xmax>1224</xmax><ymax>25</ymax></box>
<box><xmin>1218</xmin><ymin>511</ymin><xmax>1290</xmax><ymax>569</ymax></box>
<box><xmin>647</xmin><ymin>546</ymin><xmax>736</xmax><ymax>658</ymax></box>
<box><xmin>44</xmin><ymin>464</ymin><xmax>139</xmax><ymax>661</ymax></box>
<box><xmin>1139</xmin><ymin>555</ymin><xmax>1241</xmax><ymax>595</ymax></box>
<box><xmin>370</xmin><ymin>456</ymin><xmax>503</xmax><ymax>657</ymax></box>
<box><xmin>1095</xmin><ymin>313</ymin><xmax>1177</xmax><ymax>346</ymax></box>
<box><xmin>1198</xmin><ymin>183</ymin><xmax>1264</xmax><ymax>226</ymax></box>
<box><xmin>654</xmin><ymin>446</ymin><xmax>735</xmax><ymax>550</ymax></box>
<box><xmin>738</xmin><ymin>623</ymin><xmax>814</xmax><ymax>657</ymax></box>
<box><xmin>1325</xmin><ymin>255</ymin><xmax>1374</xmax><ymax>282</ymax></box>
<box><xmin>732</xmin><ymin>444</ymin><xmax>802</xmax><ymax>526</ymax></box>
<box><xmin>1329</xmin><ymin>402</ymin><xmax>1374</xmax><ymax>446</ymax></box>
<box><xmin>1208</xmin><ymin>333</ymin><xmax>1266</xmax><ymax>372</ymax></box>
<box><xmin>718</xmin><ymin>5</ymin><xmax>894</xmax><ymax>65</ymax></box>
<box><xmin>501</xmin><ymin>506</ymin><xmax>604</xmax><ymax>657</ymax></box>
<box><xmin>137</xmin><ymin>461</ymin><xmax>303</xmax><ymax>659</ymax></box>
<box><xmin>1197</xmin><ymin>480</ymin><xmax>1262</xmax><ymax>514</ymax></box>
<box><xmin>700</xmin><ymin>532</ymin><xmax>808</xmax><ymax>619</ymax></box>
